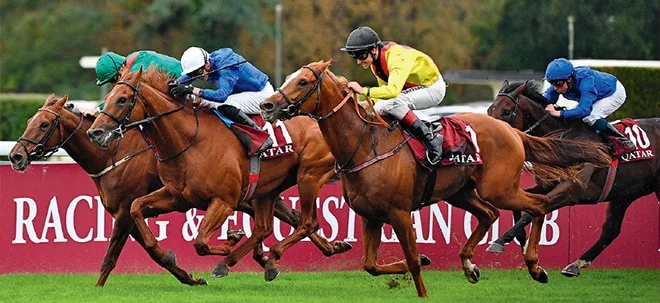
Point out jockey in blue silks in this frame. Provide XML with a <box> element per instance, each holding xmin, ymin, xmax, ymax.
<box><xmin>543</xmin><ymin>58</ymin><xmax>636</xmax><ymax>151</ymax></box>
<box><xmin>169</xmin><ymin>46</ymin><xmax>274</xmax><ymax>152</ymax></box>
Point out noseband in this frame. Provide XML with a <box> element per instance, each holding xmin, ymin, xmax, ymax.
<box><xmin>17</xmin><ymin>106</ymin><xmax>84</xmax><ymax>160</ymax></box>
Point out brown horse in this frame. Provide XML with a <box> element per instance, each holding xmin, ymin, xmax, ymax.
<box><xmin>487</xmin><ymin>81</ymin><xmax>660</xmax><ymax>277</ymax></box>
<box><xmin>86</xmin><ymin>68</ymin><xmax>351</xmax><ymax>285</ymax></box>
<box><xmin>8</xmin><ymin>94</ymin><xmax>347</xmax><ymax>286</ymax></box>
<box><xmin>259</xmin><ymin>60</ymin><xmax>611</xmax><ymax>297</ymax></box>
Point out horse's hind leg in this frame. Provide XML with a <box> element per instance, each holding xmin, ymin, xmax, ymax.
<box><xmin>561</xmin><ymin>198</ymin><xmax>635</xmax><ymax>277</ymax></box>
<box><xmin>96</xmin><ymin>209</ymin><xmax>133</xmax><ymax>287</ymax></box>
<box><xmin>211</xmin><ymin>196</ymin><xmax>275</xmax><ymax>278</ymax></box>
<box><xmin>447</xmin><ymin>188</ymin><xmax>499</xmax><ymax>284</ymax></box>
<box><xmin>130</xmin><ymin>187</ymin><xmax>206</xmax><ymax>285</ymax></box>
<box><xmin>388</xmin><ymin>208</ymin><xmax>428</xmax><ymax>298</ymax></box>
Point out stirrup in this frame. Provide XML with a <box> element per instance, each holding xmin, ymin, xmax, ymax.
<box><xmin>255</xmin><ymin>137</ymin><xmax>274</xmax><ymax>155</ymax></box>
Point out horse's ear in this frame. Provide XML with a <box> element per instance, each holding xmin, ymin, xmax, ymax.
<box><xmin>133</xmin><ymin>67</ymin><xmax>143</xmax><ymax>84</ymax></box>
<box><xmin>511</xmin><ymin>82</ymin><xmax>527</xmax><ymax>96</ymax></box>
<box><xmin>55</xmin><ymin>94</ymin><xmax>69</xmax><ymax>107</ymax></box>
<box><xmin>318</xmin><ymin>59</ymin><xmax>332</xmax><ymax>72</ymax></box>
<box><xmin>44</xmin><ymin>93</ymin><xmax>57</xmax><ymax>105</ymax></box>
<box><xmin>499</xmin><ymin>80</ymin><xmax>509</xmax><ymax>93</ymax></box>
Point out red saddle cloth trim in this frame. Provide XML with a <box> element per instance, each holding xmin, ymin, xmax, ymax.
<box><xmin>612</xmin><ymin>118</ymin><xmax>655</xmax><ymax>162</ymax></box>
<box><xmin>407</xmin><ymin>116</ymin><xmax>483</xmax><ymax>168</ymax></box>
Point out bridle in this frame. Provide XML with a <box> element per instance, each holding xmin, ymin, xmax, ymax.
<box><xmin>496</xmin><ymin>91</ymin><xmax>550</xmax><ymax>134</ymax></box>
<box><xmin>275</xmin><ymin>66</ymin><xmax>330</xmax><ymax>120</ymax></box>
<box><xmin>16</xmin><ymin>106</ymin><xmax>84</xmax><ymax>161</ymax></box>
<box><xmin>99</xmin><ymin>80</ymin><xmax>199</xmax><ymax>161</ymax></box>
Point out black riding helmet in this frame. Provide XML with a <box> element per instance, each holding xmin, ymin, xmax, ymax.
<box><xmin>340</xmin><ymin>26</ymin><xmax>381</xmax><ymax>59</ymax></box>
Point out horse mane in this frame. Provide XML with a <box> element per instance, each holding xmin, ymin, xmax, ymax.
<box><xmin>141</xmin><ymin>67</ymin><xmax>176</xmax><ymax>96</ymax></box>
<box><xmin>307</xmin><ymin>60</ymin><xmax>350</xmax><ymax>93</ymax></box>
<box><xmin>502</xmin><ymin>81</ymin><xmax>549</xmax><ymax>106</ymax></box>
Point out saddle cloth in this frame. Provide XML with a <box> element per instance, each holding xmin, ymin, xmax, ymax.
<box><xmin>611</xmin><ymin>118</ymin><xmax>655</xmax><ymax>162</ymax></box>
<box><xmin>213</xmin><ymin>109</ymin><xmax>295</xmax><ymax>159</ymax></box>
<box><xmin>407</xmin><ymin>116</ymin><xmax>483</xmax><ymax>169</ymax></box>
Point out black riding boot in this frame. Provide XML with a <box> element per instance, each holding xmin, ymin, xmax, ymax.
<box><xmin>217</xmin><ymin>105</ymin><xmax>273</xmax><ymax>153</ymax></box>
<box><xmin>406</xmin><ymin>118</ymin><xmax>444</xmax><ymax>165</ymax></box>
<box><xmin>602</xmin><ymin>122</ymin><xmax>636</xmax><ymax>152</ymax></box>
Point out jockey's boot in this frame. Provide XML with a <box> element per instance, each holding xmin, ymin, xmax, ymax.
<box><xmin>400</xmin><ymin>111</ymin><xmax>443</xmax><ymax>165</ymax></box>
<box><xmin>218</xmin><ymin>105</ymin><xmax>273</xmax><ymax>154</ymax></box>
<box><xmin>602</xmin><ymin>122</ymin><xmax>636</xmax><ymax>152</ymax></box>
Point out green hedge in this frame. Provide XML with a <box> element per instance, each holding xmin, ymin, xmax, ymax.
<box><xmin>0</xmin><ymin>94</ymin><xmax>48</xmax><ymax>141</ymax></box>
<box><xmin>598</xmin><ymin>67</ymin><xmax>660</xmax><ymax>120</ymax></box>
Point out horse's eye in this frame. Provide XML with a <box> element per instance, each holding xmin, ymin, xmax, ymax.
<box><xmin>503</xmin><ymin>110</ymin><xmax>512</xmax><ymax>116</ymax></box>
<box><xmin>118</xmin><ymin>97</ymin><xmax>128</xmax><ymax>105</ymax></box>
<box><xmin>297</xmin><ymin>79</ymin><xmax>308</xmax><ymax>86</ymax></box>
<box><xmin>40</xmin><ymin>122</ymin><xmax>49</xmax><ymax>129</ymax></box>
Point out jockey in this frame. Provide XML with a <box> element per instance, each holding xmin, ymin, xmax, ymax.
<box><xmin>82</xmin><ymin>50</ymin><xmax>182</xmax><ymax>117</ymax></box>
<box><xmin>543</xmin><ymin>58</ymin><xmax>636</xmax><ymax>151</ymax></box>
<box><xmin>340</xmin><ymin>26</ymin><xmax>447</xmax><ymax>165</ymax></box>
<box><xmin>169</xmin><ymin>46</ymin><xmax>273</xmax><ymax>152</ymax></box>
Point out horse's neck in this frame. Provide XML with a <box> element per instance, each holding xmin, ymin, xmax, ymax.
<box><xmin>525</xmin><ymin>103</ymin><xmax>599</xmax><ymax>140</ymax></box>
<box><xmin>140</xmin><ymin>88</ymin><xmax>212</xmax><ymax>159</ymax></box>
<box><xmin>317</xmin><ymin>88</ymin><xmax>396</xmax><ymax>166</ymax></box>
<box><xmin>59</xmin><ymin>113</ymin><xmax>113</xmax><ymax>174</ymax></box>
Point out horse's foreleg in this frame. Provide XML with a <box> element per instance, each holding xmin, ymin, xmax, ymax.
<box><xmin>211</xmin><ymin>196</ymin><xmax>275</xmax><ymax>278</ymax></box>
<box><xmin>130</xmin><ymin>187</ymin><xmax>205</xmax><ymax>285</ymax></box>
<box><xmin>361</xmin><ymin>218</ymin><xmax>409</xmax><ymax>275</ymax></box>
<box><xmin>193</xmin><ymin>199</ymin><xmax>237</xmax><ymax>256</ymax></box>
<box><xmin>448</xmin><ymin>189</ymin><xmax>499</xmax><ymax>284</ymax></box>
<box><xmin>524</xmin><ymin>215</ymin><xmax>548</xmax><ymax>283</ymax></box>
<box><xmin>562</xmin><ymin>198</ymin><xmax>634</xmax><ymax>277</ymax></box>
<box><xmin>96</xmin><ymin>209</ymin><xmax>133</xmax><ymax>287</ymax></box>
<box><xmin>389</xmin><ymin>208</ymin><xmax>428</xmax><ymax>298</ymax></box>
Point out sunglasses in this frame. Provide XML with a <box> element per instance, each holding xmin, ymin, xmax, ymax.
<box><xmin>550</xmin><ymin>80</ymin><xmax>566</xmax><ymax>87</ymax></box>
<box><xmin>347</xmin><ymin>50</ymin><xmax>370</xmax><ymax>60</ymax></box>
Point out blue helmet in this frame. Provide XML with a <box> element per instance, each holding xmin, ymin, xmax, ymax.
<box><xmin>545</xmin><ymin>58</ymin><xmax>574</xmax><ymax>81</ymax></box>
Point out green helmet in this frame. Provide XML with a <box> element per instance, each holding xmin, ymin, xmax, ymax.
<box><xmin>95</xmin><ymin>52</ymin><xmax>126</xmax><ymax>86</ymax></box>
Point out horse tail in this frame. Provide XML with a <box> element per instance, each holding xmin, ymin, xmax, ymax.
<box><xmin>515</xmin><ymin>130</ymin><xmax>611</xmax><ymax>184</ymax></box>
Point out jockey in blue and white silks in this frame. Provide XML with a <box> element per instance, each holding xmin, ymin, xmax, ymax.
<box><xmin>543</xmin><ymin>58</ymin><xmax>635</xmax><ymax>151</ymax></box>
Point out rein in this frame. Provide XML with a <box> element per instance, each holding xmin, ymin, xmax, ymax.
<box><xmin>102</xmin><ymin>80</ymin><xmax>200</xmax><ymax>161</ymax></box>
<box><xmin>17</xmin><ymin>107</ymin><xmax>85</xmax><ymax>161</ymax></box>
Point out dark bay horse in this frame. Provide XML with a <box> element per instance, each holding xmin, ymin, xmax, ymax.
<box><xmin>86</xmin><ymin>68</ymin><xmax>351</xmax><ymax>285</ymax></box>
<box><xmin>487</xmin><ymin>81</ymin><xmax>660</xmax><ymax>276</ymax></box>
<box><xmin>8</xmin><ymin>94</ymin><xmax>347</xmax><ymax>286</ymax></box>
<box><xmin>259</xmin><ymin>60</ymin><xmax>611</xmax><ymax>298</ymax></box>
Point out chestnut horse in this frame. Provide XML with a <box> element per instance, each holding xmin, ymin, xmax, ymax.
<box><xmin>86</xmin><ymin>68</ymin><xmax>351</xmax><ymax>285</ymax></box>
<box><xmin>487</xmin><ymin>81</ymin><xmax>660</xmax><ymax>277</ymax></box>
<box><xmin>259</xmin><ymin>60</ymin><xmax>611</xmax><ymax>298</ymax></box>
<box><xmin>8</xmin><ymin>94</ymin><xmax>348</xmax><ymax>286</ymax></box>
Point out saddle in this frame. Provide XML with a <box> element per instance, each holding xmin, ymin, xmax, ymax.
<box><xmin>406</xmin><ymin>116</ymin><xmax>483</xmax><ymax>170</ymax></box>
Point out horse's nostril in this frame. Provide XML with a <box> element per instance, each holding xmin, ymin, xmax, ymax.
<box><xmin>261</xmin><ymin>102</ymin><xmax>275</xmax><ymax>111</ymax></box>
<box><xmin>87</xmin><ymin>129</ymin><xmax>103</xmax><ymax>139</ymax></box>
<box><xmin>10</xmin><ymin>153</ymin><xmax>23</xmax><ymax>163</ymax></box>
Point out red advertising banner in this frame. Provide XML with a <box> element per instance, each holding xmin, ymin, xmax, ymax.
<box><xmin>1</xmin><ymin>163</ymin><xmax>658</xmax><ymax>274</ymax></box>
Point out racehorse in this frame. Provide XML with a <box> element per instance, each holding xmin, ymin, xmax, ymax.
<box><xmin>9</xmin><ymin>93</ymin><xmax>349</xmax><ymax>286</ymax></box>
<box><xmin>487</xmin><ymin>81</ymin><xmax>660</xmax><ymax>276</ymax></box>
<box><xmin>258</xmin><ymin>60</ymin><xmax>611</xmax><ymax>297</ymax></box>
<box><xmin>86</xmin><ymin>67</ymin><xmax>351</xmax><ymax>285</ymax></box>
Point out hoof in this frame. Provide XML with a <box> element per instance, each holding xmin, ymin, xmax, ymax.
<box><xmin>164</xmin><ymin>250</ymin><xmax>177</xmax><ymax>266</ymax></box>
<box><xmin>486</xmin><ymin>242</ymin><xmax>505</xmax><ymax>253</ymax></box>
<box><xmin>265</xmin><ymin>267</ymin><xmax>280</xmax><ymax>282</ymax></box>
<box><xmin>196</xmin><ymin>277</ymin><xmax>208</xmax><ymax>285</ymax></box>
<box><xmin>211</xmin><ymin>263</ymin><xmax>230</xmax><ymax>278</ymax></box>
<box><xmin>535</xmin><ymin>268</ymin><xmax>549</xmax><ymax>283</ymax></box>
<box><xmin>420</xmin><ymin>254</ymin><xmax>432</xmax><ymax>266</ymax></box>
<box><xmin>227</xmin><ymin>229</ymin><xmax>246</xmax><ymax>242</ymax></box>
<box><xmin>467</xmin><ymin>266</ymin><xmax>481</xmax><ymax>284</ymax></box>
<box><xmin>334</xmin><ymin>241</ymin><xmax>353</xmax><ymax>253</ymax></box>
<box><xmin>561</xmin><ymin>263</ymin><xmax>580</xmax><ymax>277</ymax></box>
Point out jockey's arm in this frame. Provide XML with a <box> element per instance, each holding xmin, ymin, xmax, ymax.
<box><xmin>365</xmin><ymin>51</ymin><xmax>414</xmax><ymax>100</ymax></box>
<box><xmin>560</xmin><ymin>78</ymin><xmax>597</xmax><ymax>119</ymax></box>
<box><xmin>197</xmin><ymin>74</ymin><xmax>238</xmax><ymax>103</ymax></box>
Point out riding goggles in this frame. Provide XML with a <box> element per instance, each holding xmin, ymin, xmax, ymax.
<box><xmin>549</xmin><ymin>79</ymin><xmax>566</xmax><ymax>87</ymax></box>
<box><xmin>347</xmin><ymin>50</ymin><xmax>370</xmax><ymax>60</ymax></box>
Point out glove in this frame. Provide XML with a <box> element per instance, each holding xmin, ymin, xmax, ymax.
<box><xmin>169</xmin><ymin>83</ymin><xmax>194</xmax><ymax>99</ymax></box>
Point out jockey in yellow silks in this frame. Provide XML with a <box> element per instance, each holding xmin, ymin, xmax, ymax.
<box><xmin>340</xmin><ymin>26</ymin><xmax>447</xmax><ymax>165</ymax></box>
